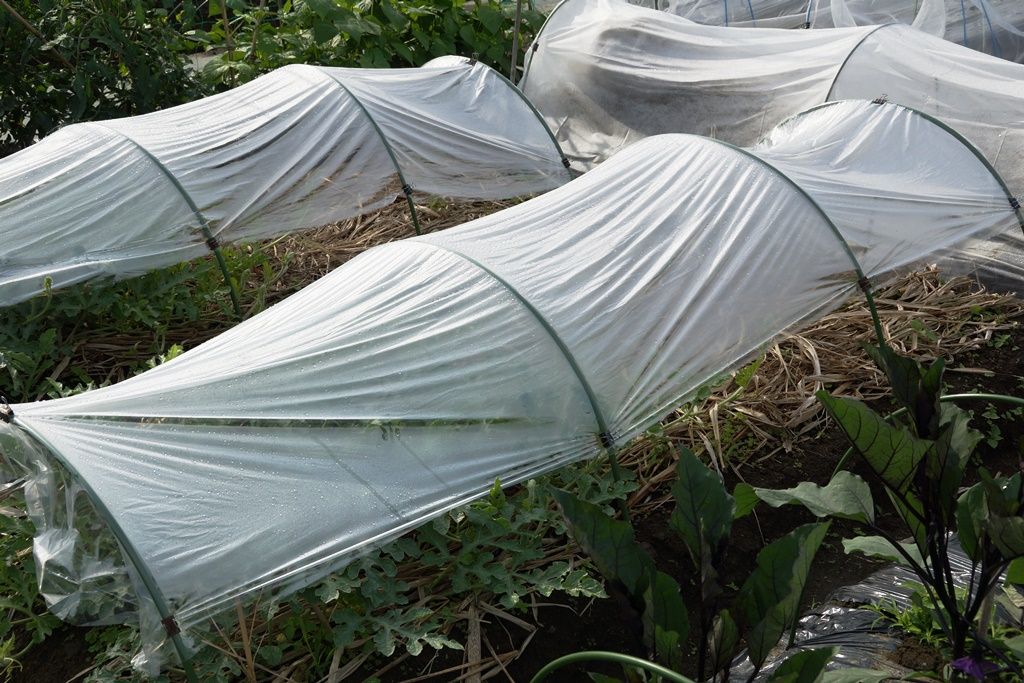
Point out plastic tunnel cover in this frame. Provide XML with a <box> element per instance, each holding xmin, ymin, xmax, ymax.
<box><xmin>523</xmin><ymin>0</ymin><xmax>1024</xmax><ymax>179</ymax></box>
<box><xmin>634</xmin><ymin>0</ymin><xmax>1024</xmax><ymax>60</ymax></box>
<box><xmin>521</xmin><ymin>0</ymin><xmax>884</xmax><ymax>166</ymax></box>
<box><xmin>6</xmin><ymin>101</ymin><xmax>1019</xmax><ymax>671</ymax></box>
<box><xmin>754</xmin><ymin>100</ymin><xmax>1023</xmax><ymax>282</ymax></box>
<box><xmin>0</xmin><ymin>58</ymin><xmax>570</xmax><ymax>308</ymax></box>
<box><xmin>521</xmin><ymin>0</ymin><xmax>1024</xmax><ymax>285</ymax></box>
<box><xmin>421</xmin><ymin>55</ymin><xmax>573</xmax><ymax>172</ymax></box>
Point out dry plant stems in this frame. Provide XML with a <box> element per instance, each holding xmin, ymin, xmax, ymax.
<box><xmin>66</xmin><ymin>197</ymin><xmax>518</xmax><ymax>385</ymax></box>
<box><xmin>622</xmin><ymin>268</ymin><xmax>1024</xmax><ymax>514</ymax></box>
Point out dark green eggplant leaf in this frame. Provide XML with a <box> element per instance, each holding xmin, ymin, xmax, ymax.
<box><xmin>551</xmin><ymin>488</ymin><xmax>653</xmax><ymax>597</ymax></box>
<box><xmin>817</xmin><ymin>392</ymin><xmax>930</xmax><ymax>492</ymax></box>
<box><xmin>925</xmin><ymin>422</ymin><xmax>966</xmax><ymax>523</ymax></box>
<box><xmin>1006</xmin><ymin>557</ymin><xmax>1024</xmax><ymax>585</ymax></box>
<box><xmin>939</xmin><ymin>403</ymin><xmax>983</xmax><ymax>464</ymax></box>
<box><xmin>887</xmin><ymin>489</ymin><xmax>927</xmax><ymax>559</ymax></box>
<box><xmin>642</xmin><ymin>570</ymin><xmax>688</xmax><ymax>667</ymax></box>
<box><xmin>708</xmin><ymin>609</ymin><xmax>740</xmax><ymax>677</ymax></box>
<box><xmin>766</xmin><ymin>647</ymin><xmax>837</xmax><ymax>683</ymax></box>
<box><xmin>957</xmin><ymin>483</ymin><xmax>988</xmax><ymax>562</ymax></box>
<box><xmin>735</xmin><ymin>522</ymin><xmax>830</xmax><ymax>668</ymax></box>
<box><xmin>733</xmin><ymin>482</ymin><xmax>760</xmax><ymax>520</ymax></box>
<box><xmin>671</xmin><ymin>447</ymin><xmax>734</xmax><ymax>560</ymax></box>
<box><xmin>987</xmin><ymin>515</ymin><xmax>1024</xmax><ymax>559</ymax></box>
<box><xmin>843</xmin><ymin>536</ymin><xmax>924</xmax><ymax>568</ymax></box>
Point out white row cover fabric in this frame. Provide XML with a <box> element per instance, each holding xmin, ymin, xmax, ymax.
<box><xmin>0</xmin><ymin>59</ymin><xmax>569</xmax><ymax>307</ymax></box>
<box><xmin>523</xmin><ymin>0</ymin><xmax>1024</xmax><ymax>284</ymax></box>
<box><xmin>634</xmin><ymin>0</ymin><xmax>1024</xmax><ymax>61</ymax></box>
<box><xmin>2</xmin><ymin>100</ymin><xmax>1020</xmax><ymax>672</ymax></box>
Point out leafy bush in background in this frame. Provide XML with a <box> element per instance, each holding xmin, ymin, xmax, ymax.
<box><xmin>191</xmin><ymin>0</ymin><xmax>544</xmax><ymax>86</ymax></box>
<box><xmin>1</xmin><ymin>0</ymin><xmax>541</xmax><ymax>154</ymax></box>
<box><xmin>0</xmin><ymin>0</ymin><xmax>207</xmax><ymax>157</ymax></box>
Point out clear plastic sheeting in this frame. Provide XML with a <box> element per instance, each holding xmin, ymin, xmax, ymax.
<box><xmin>522</xmin><ymin>0</ymin><xmax>1024</xmax><ymax>285</ymax></box>
<box><xmin>729</xmin><ymin>541</ymin><xmax>1020</xmax><ymax>680</ymax></box>
<box><xmin>0</xmin><ymin>59</ymin><xmax>569</xmax><ymax>307</ymax></box>
<box><xmin>818</xmin><ymin>0</ymin><xmax>1024</xmax><ymax>62</ymax></box>
<box><xmin>631</xmin><ymin>0</ymin><xmax>814</xmax><ymax>29</ymax></box>
<box><xmin>0</xmin><ymin>423</ymin><xmax>137</xmax><ymax>626</ymax></box>
<box><xmin>633</xmin><ymin>0</ymin><xmax>1024</xmax><ymax>60</ymax></box>
<box><xmin>524</xmin><ymin>0</ymin><xmax>872</xmax><ymax>166</ymax></box>
<box><xmin>2</xmin><ymin>100</ymin><xmax>1019</xmax><ymax>674</ymax></box>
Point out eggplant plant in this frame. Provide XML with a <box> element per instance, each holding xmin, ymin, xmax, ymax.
<box><xmin>754</xmin><ymin>343</ymin><xmax>1024</xmax><ymax>680</ymax></box>
<box><xmin>543</xmin><ymin>447</ymin><xmax>833</xmax><ymax>683</ymax></box>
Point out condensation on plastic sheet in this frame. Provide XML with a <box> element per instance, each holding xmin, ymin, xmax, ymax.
<box><xmin>522</xmin><ymin>0</ymin><xmax>1024</xmax><ymax>286</ymax></box>
<box><xmin>2</xmin><ymin>101</ymin><xmax>1020</xmax><ymax>673</ymax></box>
<box><xmin>0</xmin><ymin>58</ymin><xmax>570</xmax><ymax>307</ymax></box>
<box><xmin>632</xmin><ymin>0</ymin><xmax>1024</xmax><ymax>60</ymax></box>
<box><xmin>0</xmin><ymin>422</ymin><xmax>138</xmax><ymax>626</ymax></box>
<box><xmin>728</xmin><ymin>540</ymin><xmax>1023</xmax><ymax>680</ymax></box>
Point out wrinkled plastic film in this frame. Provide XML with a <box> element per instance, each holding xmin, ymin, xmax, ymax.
<box><xmin>6</xmin><ymin>102</ymin><xmax>1020</xmax><ymax>669</ymax></box>
<box><xmin>730</xmin><ymin>541</ymin><xmax>1021</xmax><ymax>680</ymax></box>
<box><xmin>0</xmin><ymin>422</ymin><xmax>138</xmax><ymax>626</ymax></box>
<box><xmin>755</xmin><ymin>101</ymin><xmax>1022</xmax><ymax>285</ymax></box>
<box><xmin>523</xmin><ymin>0</ymin><xmax>881</xmax><ymax>165</ymax></box>
<box><xmin>523</xmin><ymin>0</ymin><xmax>1024</xmax><ymax>287</ymax></box>
<box><xmin>634</xmin><ymin>0</ymin><xmax>1024</xmax><ymax>60</ymax></box>
<box><xmin>0</xmin><ymin>60</ymin><xmax>569</xmax><ymax>307</ymax></box>
<box><xmin>821</xmin><ymin>0</ymin><xmax>1024</xmax><ymax>61</ymax></box>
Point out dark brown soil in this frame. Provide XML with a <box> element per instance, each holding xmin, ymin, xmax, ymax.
<box><xmin>890</xmin><ymin>636</ymin><xmax>944</xmax><ymax>674</ymax></box>
<box><xmin>13</xmin><ymin>625</ymin><xmax>93</xmax><ymax>683</ymax></box>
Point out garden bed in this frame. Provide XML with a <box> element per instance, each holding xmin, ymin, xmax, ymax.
<box><xmin>4</xmin><ymin>202</ymin><xmax>1023</xmax><ymax>682</ymax></box>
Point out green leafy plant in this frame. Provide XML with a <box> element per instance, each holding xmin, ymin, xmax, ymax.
<box><xmin>546</xmin><ymin>447</ymin><xmax>833</xmax><ymax>682</ymax></box>
<box><xmin>0</xmin><ymin>246</ymin><xmax>277</xmax><ymax>404</ymax></box>
<box><xmin>868</xmin><ymin>584</ymin><xmax>967</xmax><ymax>656</ymax></box>
<box><xmin>79</xmin><ymin>468</ymin><xmax>620</xmax><ymax>681</ymax></box>
<box><xmin>0</xmin><ymin>506</ymin><xmax>61</xmax><ymax>680</ymax></box>
<box><xmin>1</xmin><ymin>0</ymin><xmax>206</xmax><ymax>157</ymax></box>
<box><xmin>754</xmin><ymin>343</ymin><xmax>1024</xmax><ymax>679</ymax></box>
<box><xmin>192</xmin><ymin>0</ymin><xmax>544</xmax><ymax>87</ymax></box>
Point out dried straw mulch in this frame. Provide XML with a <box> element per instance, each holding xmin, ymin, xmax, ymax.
<box><xmin>620</xmin><ymin>268</ymin><xmax>1024</xmax><ymax>514</ymax></box>
<box><xmin>68</xmin><ymin>197</ymin><xmax>518</xmax><ymax>383</ymax></box>
<box><xmin>252</xmin><ymin>197</ymin><xmax>522</xmax><ymax>309</ymax></box>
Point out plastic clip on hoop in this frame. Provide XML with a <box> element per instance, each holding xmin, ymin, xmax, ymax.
<box><xmin>399</xmin><ymin>184</ymin><xmax>423</xmax><ymax>237</ymax></box>
<box><xmin>0</xmin><ymin>395</ymin><xmax>12</xmax><ymax>424</ymax></box>
<box><xmin>162</xmin><ymin>616</ymin><xmax>181</xmax><ymax>637</ymax></box>
<box><xmin>1011</xmin><ymin>197</ymin><xmax>1021</xmax><ymax>210</ymax></box>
